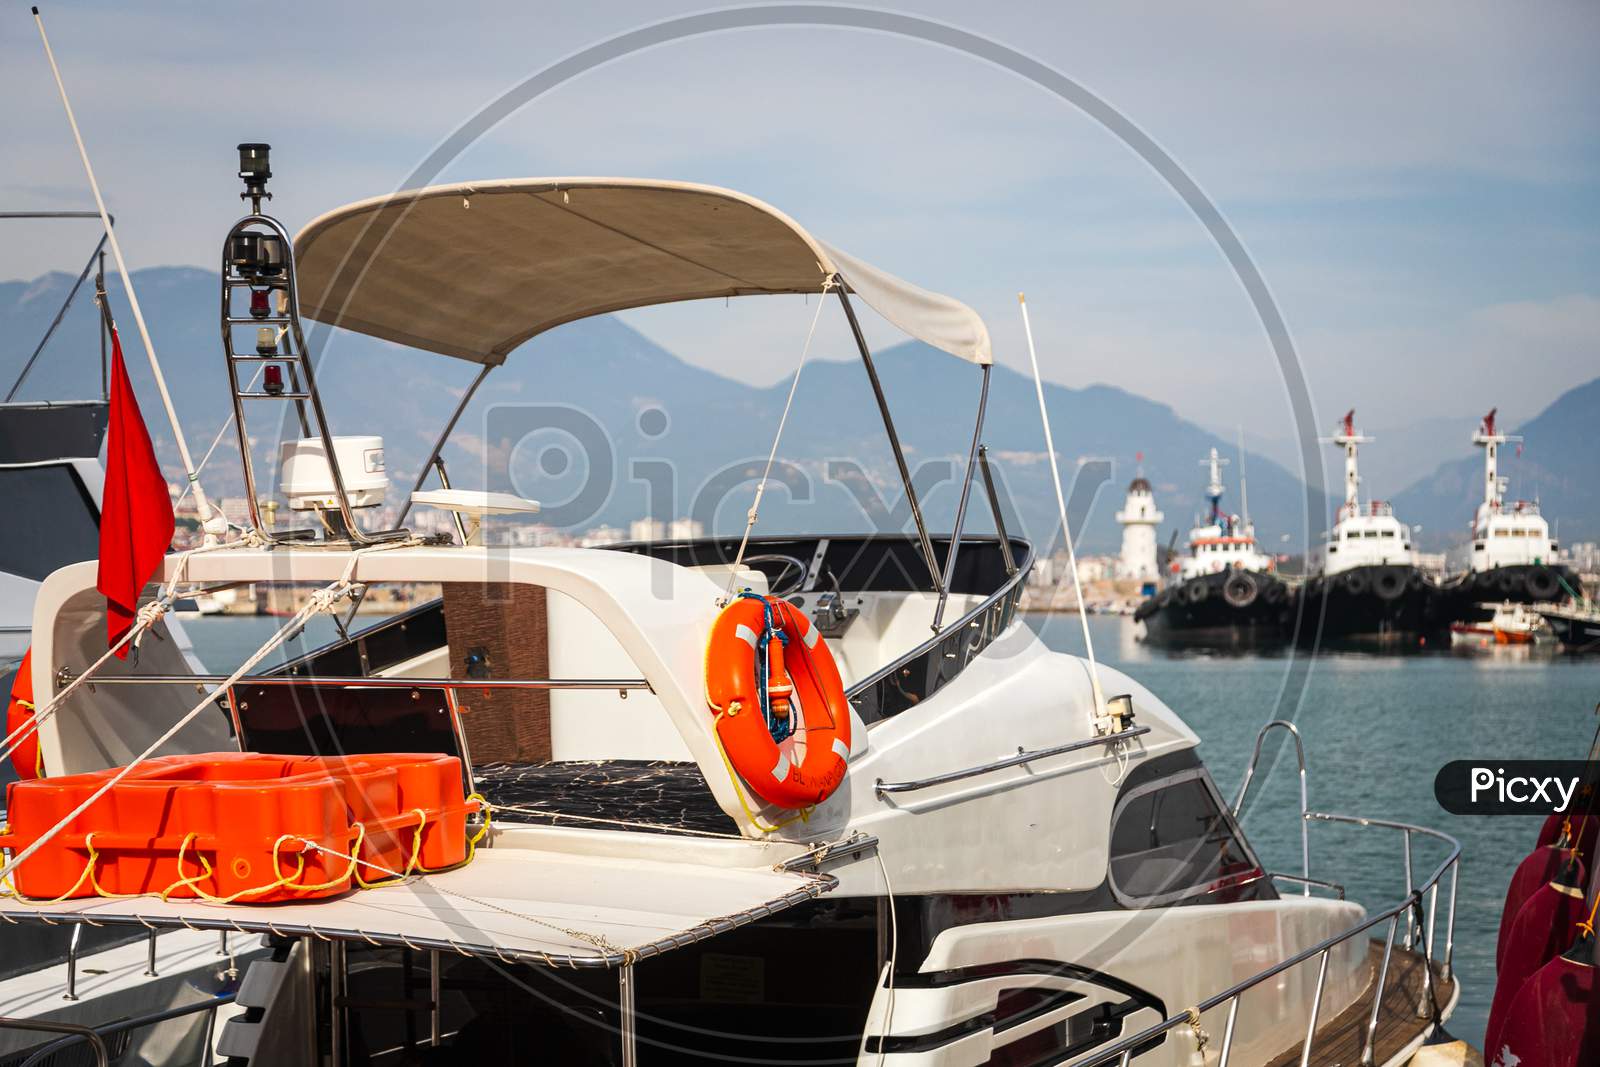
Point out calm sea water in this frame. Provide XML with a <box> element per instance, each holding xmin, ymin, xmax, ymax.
<box><xmin>1028</xmin><ymin>612</ymin><xmax>1600</xmax><ymax>1049</ymax></box>
<box><xmin>172</xmin><ymin>613</ymin><xmax>1600</xmax><ymax>1048</ymax></box>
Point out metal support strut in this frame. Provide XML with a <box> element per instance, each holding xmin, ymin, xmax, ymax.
<box><xmin>396</xmin><ymin>362</ymin><xmax>495</xmax><ymax>535</ymax></box>
<box><xmin>836</xmin><ymin>287</ymin><xmax>943</xmax><ymax>594</ymax></box>
<box><xmin>933</xmin><ymin>362</ymin><xmax>991</xmax><ymax>630</ymax></box>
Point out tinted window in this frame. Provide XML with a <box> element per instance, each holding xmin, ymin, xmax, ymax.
<box><xmin>0</xmin><ymin>464</ymin><xmax>99</xmax><ymax>581</ymax></box>
<box><xmin>1109</xmin><ymin>772</ymin><xmax>1262</xmax><ymax>906</ymax></box>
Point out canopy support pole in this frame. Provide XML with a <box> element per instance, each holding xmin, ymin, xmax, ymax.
<box><xmin>836</xmin><ymin>288</ymin><xmax>943</xmax><ymax>594</ymax></box>
<box><xmin>978</xmin><ymin>446</ymin><xmax>1018</xmax><ymax>576</ymax></box>
<box><xmin>933</xmin><ymin>363</ymin><xmax>991</xmax><ymax>630</ymax></box>
<box><xmin>396</xmin><ymin>363</ymin><xmax>495</xmax><ymax>533</ymax></box>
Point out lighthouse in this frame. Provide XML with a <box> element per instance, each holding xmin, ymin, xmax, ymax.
<box><xmin>1116</xmin><ymin>459</ymin><xmax>1163</xmax><ymax>584</ymax></box>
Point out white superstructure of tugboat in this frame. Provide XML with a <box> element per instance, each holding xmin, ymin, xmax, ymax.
<box><xmin>1439</xmin><ymin>410</ymin><xmax>1574</xmax><ymax>622</ymax></box>
<box><xmin>1134</xmin><ymin>449</ymin><xmax>1289</xmax><ymax>647</ymax></box>
<box><xmin>1299</xmin><ymin>411</ymin><xmax>1443</xmax><ymax>648</ymax></box>
<box><xmin>0</xmin><ymin>156</ymin><xmax>1466</xmax><ymax>1067</ymax></box>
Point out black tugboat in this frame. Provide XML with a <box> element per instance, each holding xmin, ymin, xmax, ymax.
<box><xmin>1297</xmin><ymin>411</ymin><xmax>1445</xmax><ymax>648</ymax></box>
<box><xmin>1135</xmin><ymin>448</ymin><xmax>1291</xmax><ymax>647</ymax></box>
<box><xmin>1436</xmin><ymin>409</ymin><xmax>1576</xmax><ymax>624</ymax></box>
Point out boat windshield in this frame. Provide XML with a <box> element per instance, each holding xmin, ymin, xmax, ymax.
<box><xmin>0</xmin><ymin>463</ymin><xmax>98</xmax><ymax>582</ymax></box>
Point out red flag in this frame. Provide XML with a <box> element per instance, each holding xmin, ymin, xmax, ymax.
<box><xmin>97</xmin><ymin>327</ymin><xmax>175</xmax><ymax>656</ymax></box>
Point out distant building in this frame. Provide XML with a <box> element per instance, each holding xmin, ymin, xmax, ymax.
<box><xmin>1076</xmin><ymin>555</ymin><xmax>1116</xmax><ymax>583</ymax></box>
<box><xmin>582</xmin><ymin>525</ymin><xmax>625</xmax><ymax>547</ymax></box>
<box><xmin>1115</xmin><ymin>474</ymin><xmax>1164</xmax><ymax>581</ymax></box>
<box><xmin>629</xmin><ymin>518</ymin><xmax>666</xmax><ymax>542</ymax></box>
<box><xmin>668</xmin><ymin>517</ymin><xmax>704</xmax><ymax>540</ymax></box>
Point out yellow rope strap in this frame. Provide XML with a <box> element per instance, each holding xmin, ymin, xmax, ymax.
<box><xmin>709</xmin><ymin>708</ymin><xmax>813</xmax><ymax>835</ymax></box>
<box><xmin>1184</xmin><ymin>1006</ymin><xmax>1210</xmax><ymax>1053</ymax></box>
<box><xmin>1578</xmin><ymin>883</ymin><xmax>1600</xmax><ymax>940</ymax></box>
<box><xmin>1</xmin><ymin>795</ymin><xmax>491</xmax><ymax>907</ymax></box>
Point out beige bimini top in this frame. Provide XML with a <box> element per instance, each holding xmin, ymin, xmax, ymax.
<box><xmin>294</xmin><ymin>178</ymin><xmax>991</xmax><ymax>366</ymax></box>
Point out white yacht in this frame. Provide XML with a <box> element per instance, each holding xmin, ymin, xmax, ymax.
<box><xmin>1441</xmin><ymin>409</ymin><xmax>1572</xmax><ymax>608</ymax></box>
<box><xmin>1135</xmin><ymin>450</ymin><xmax>1288</xmax><ymax>647</ymax></box>
<box><xmin>0</xmin><ymin>158</ymin><xmax>1464</xmax><ymax>1066</ymax></box>
<box><xmin>1299</xmin><ymin>412</ymin><xmax>1441</xmax><ymax>648</ymax></box>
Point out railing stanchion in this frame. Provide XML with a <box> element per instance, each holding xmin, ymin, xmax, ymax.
<box><xmin>1300</xmin><ymin>948</ymin><xmax>1329</xmax><ymax>1067</ymax></box>
<box><xmin>1218</xmin><ymin>997</ymin><xmax>1240</xmax><ymax>1067</ymax></box>
<box><xmin>1443</xmin><ymin>860</ymin><xmax>1458</xmax><ymax>982</ymax></box>
<box><xmin>1362</xmin><ymin>915</ymin><xmax>1400</xmax><ymax>1065</ymax></box>
<box><xmin>430</xmin><ymin>950</ymin><xmax>441</xmax><ymax>1047</ymax></box>
<box><xmin>1402</xmin><ymin>830</ymin><xmax>1414</xmax><ymax>948</ymax></box>
<box><xmin>1417</xmin><ymin>898</ymin><xmax>1437</xmax><ymax>1019</ymax></box>
<box><xmin>1426</xmin><ymin>881</ymin><xmax>1439</xmax><ymax>964</ymax></box>
<box><xmin>1298</xmin><ymin>757</ymin><xmax>1310</xmax><ymax>894</ymax></box>
<box><xmin>64</xmin><ymin>926</ymin><xmax>81</xmax><ymax>1001</ymax></box>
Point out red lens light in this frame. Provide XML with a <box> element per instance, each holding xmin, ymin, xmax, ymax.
<box><xmin>250</xmin><ymin>290</ymin><xmax>270</xmax><ymax>319</ymax></box>
<box><xmin>263</xmin><ymin>365</ymin><xmax>284</xmax><ymax>395</ymax></box>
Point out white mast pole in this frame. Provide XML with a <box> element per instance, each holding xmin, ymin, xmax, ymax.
<box><xmin>32</xmin><ymin>7</ymin><xmax>219</xmax><ymax>537</ymax></box>
<box><xmin>1236</xmin><ymin>426</ymin><xmax>1251</xmax><ymax>529</ymax></box>
<box><xmin>1017</xmin><ymin>293</ymin><xmax>1106</xmax><ymax>725</ymax></box>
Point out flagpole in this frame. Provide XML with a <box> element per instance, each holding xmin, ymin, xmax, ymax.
<box><xmin>32</xmin><ymin>6</ymin><xmax>219</xmax><ymax>538</ymax></box>
<box><xmin>1017</xmin><ymin>292</ymin><xmax>1107</xmax><ymax>726</ymax></box>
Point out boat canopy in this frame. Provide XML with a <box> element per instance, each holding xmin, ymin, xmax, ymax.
<box><xmin>294</xmin><ymin>178</ymin><xmax>992</xmax><ymax>366</ymax></box>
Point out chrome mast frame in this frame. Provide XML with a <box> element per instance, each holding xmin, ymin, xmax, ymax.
<box><xmin>219</xmin><ymin>212</ymin><xmax>407</xmax><ymax>545</ymax></box>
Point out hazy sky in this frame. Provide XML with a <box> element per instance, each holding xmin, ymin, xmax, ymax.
<box><xmin>4</xmin><ymin>1</ymin><xmax>1597</xmax><ymax>446</ymax></box>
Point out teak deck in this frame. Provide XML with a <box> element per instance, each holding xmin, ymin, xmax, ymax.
<box><xmin>1263</xmin><ymin>940</ymin><xmax>1456</xmax><ymax>1067</ymax></box>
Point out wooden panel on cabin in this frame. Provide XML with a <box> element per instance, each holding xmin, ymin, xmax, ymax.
<box><xmin>441</xmin><ymin>582</ymin><xmax>550</xmax><ymax>763</ymax></box>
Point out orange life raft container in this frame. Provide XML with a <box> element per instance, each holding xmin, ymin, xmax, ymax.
<box><xmin>0</xmin><ymin>752</ymin><xmax>477</xmax><ymax>903</ymax></box>
<box><xmin>5</xmin><ymin>648</ymin><xmax>41</xmax><ymax>780</ymax></box>
<box><xmin>705</xmin><ymin>594</ymin><xmax>851</xmax><ymax>809</ymax></box>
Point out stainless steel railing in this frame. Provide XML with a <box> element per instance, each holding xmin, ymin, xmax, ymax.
<box><xmin>1074</xmin><ymin>813</ymin><xmax>1461</xmax><ymax>1067</ymax></box>
<box><xmin>1234</xmin><ymin>720</ymin><xmax>1310</xmax><ymax>894</ymax></box>
<box><xmin>10</xmin><ymin>992</ymin><xmax>236</xmax><ymax>1067</ymax></box>
<box><xmin>874</xmin><ymin>725</ymin><xmax>1151</xmax><ymax>796</ymax></box>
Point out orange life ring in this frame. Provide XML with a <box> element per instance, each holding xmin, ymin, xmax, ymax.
<box><xmin>6</xmin><ymin>648</ymin><xmax>41</xmax><ymax>780</ymax></box>
<box><xmin>706</xmin><ymin>595</ymin><xmax>851</xmax><ymax>809</ymax></box>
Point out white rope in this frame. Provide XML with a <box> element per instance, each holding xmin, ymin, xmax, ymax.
<box><xmin>174</xmin><ymin>364</ymin><xmax>264</xmax><ymax>509</ymax></box>
<box><xmin>32</xmin><ymin>9</ymin><xmax>218</xmax><ymax>537</ymax></box>
<box><xmin>873</xmin><ymin>847</ymin><xmax>898</xmax><ymax>1067</ymax></box>
<box><xmin>1017</xmin><ymin>293</ymin><xmax>1107</xmax><ymax>725</ymax></box>
<box><xmin>484</xmin><ymin>803</ymin><xmax>748</xmax><ymax>840</ymax></box>
<box><xmin>0</xmin><ymin>537</ymin><xmax>261</xmax><ymax>766</ymax></box>
<box><xmin>723</xmin><ymin>277</ymin><xmax>838</xmax><ymax>600</ymax></box>
<box><xmin>0</xmin><ymin>542</ymin><xmax>406</xmax><ymax>889</ymax></box>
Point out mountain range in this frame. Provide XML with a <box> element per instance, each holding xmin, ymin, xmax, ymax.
<box><xmin>3</xmin><ymin>266</ymin><xmax>1594</xmax><ymax>553</ymax></box>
